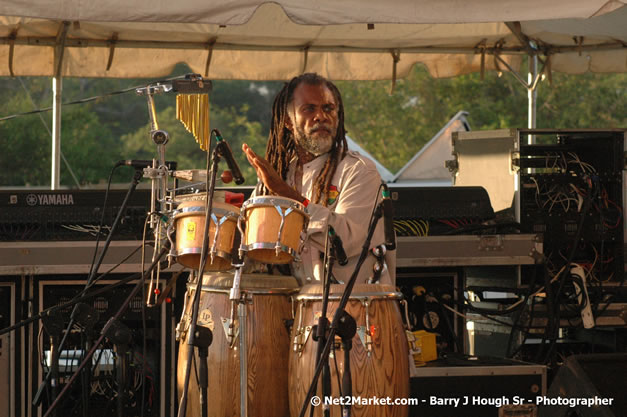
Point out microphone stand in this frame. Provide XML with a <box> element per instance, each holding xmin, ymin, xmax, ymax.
<box><xmin>42</xmin><ymin>247</ymin><xmax>169</xmax><ymax>417</ymax></box>
<box><xmin>336</xmin><ymin>311</ymin><xmax>356</xmax><ymax>417</ymax></box>
<box><xmin>310</xmin><ymin>229</ymin><xmax>335</xmax><ymax>417</ymax></box>
<box><xmin>177</xmin><ymin>137</ymin><xmax>223</xmax><ymax>417</ymax></box>
<box><xmin>33</xmin><ymin>167</ymin><xmax>144</xmax><ymax>410</ymax></box>
<box><xmin>298</xmin><ymin>200</ymin><xmax>385</xmax><ymax>417</ymax></box>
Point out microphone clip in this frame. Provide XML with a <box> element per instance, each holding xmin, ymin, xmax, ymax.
<box><xmin>329</xmin><ymin>227</ymin><xmax>349</xmax><ymax>266</ymax></box>
<box><xmin>213</xmin><ymin>130</ymin><xmax>246</xmax><ymax>185</ymax></box>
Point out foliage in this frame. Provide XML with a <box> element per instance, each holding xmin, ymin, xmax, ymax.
<box><xmin>337</xmin><ymin>64</ymin><xmax>625</xmax><ymax>173</ymax></box>
<box><xmin>0</xmin><ymin>93</ymin><xmax>122</xmax><ymax>186</ymax></box>
<box><xmin>337</xmin><ymin>65</ymin><xmax>530</xmax><ymax>172</ymax></box>
<box><xmin>0</xmin><ymin>64</ymin><xmax>624</xmax><ymax>187</ymax></box>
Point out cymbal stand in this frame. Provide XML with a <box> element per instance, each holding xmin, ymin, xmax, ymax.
<box><xmin>136</xmin><ymin>82</ymin><xmax>174</xmax><ymax>307</ymax></box>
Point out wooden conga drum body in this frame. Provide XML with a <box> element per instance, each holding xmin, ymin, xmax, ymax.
<box><xmin>240</xmin><ymin>196</ymin><xmax>308</xmax><ymax>264</ymax></box>
<box><xmin>177</xmin><ymin>273</ymin><xmax>298</xmax><ymax>417</ymax></box>
<box><xmin>174</xmin><ymin>200</ymin><xmax>239</xmax><ymax>271</ymax></box>
<box><xmin>289</xmin><ymin>284</ymin><xmax>410</xmax><ymax>417</ymax></box>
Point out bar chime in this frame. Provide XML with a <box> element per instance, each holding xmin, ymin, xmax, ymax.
<box><xmin>176</xmin><ymin>93</ymin><xmax>210</xmax><ymax>150</ymax></box>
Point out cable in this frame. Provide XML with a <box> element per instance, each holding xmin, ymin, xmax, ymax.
<box><xmin>434</xmin><ymin>295</ymin><xmax>462</xmax><ymax>352</ymax></box>
<box><xmin>0</xmin><ymin>74</ymin><xmax>191</xmax><ymax>122</ymax></box>
<box><xmin>88</xmin><ymin>162</ymin><xmax>122</xmax><ymax>287</ymax></box>
<box><xmin>541</xmin><ymin>178</ymin><xmax>598</xmax><ymax>364</ymax></box>
<box><xmin>141</xmin><ymin>262</ymin><xmax>147</xmax><ymax>417</ymax></box>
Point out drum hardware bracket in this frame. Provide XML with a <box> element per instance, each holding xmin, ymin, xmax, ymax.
<box><xmin>224</xmin><ymin>296</ymin><xmax>252</xmax><ymax>348</ymax></box>
<box><xmin>175</xmin><ymin>315</ymin><xmax>189</xmax><ymax>342</ymax></box>
<box><xmin>274</xmin><ymin>205</ymin><xmax>294</xmax><ymax>256</ymax></box>
<box><xmin>221</xmin><ymin>316</ymin><xmax>240</xmax><ymax>348</ymax></box>
<box><xmin>356</xmin><ymin>326</ymin><xmax>372</xmax><ymax>356</ymax></box>
<box><xmin>400</xmin><ymin>299</ymin><xmax>411</xmax><ymax>330</ymax></box>
<box><xmin>166</xmin><ymin>220</ymin><xmax>177</xmax><ymax>264</ymax></box>
<box><xmin>237</xmin><ymin>215</ymin><xmax>247</xmax><ymax>259</ymax></box>
<box><xmin>356</xmin><ymin>300</ymin><xmax>373</xmax><ymax>356</ymax></box>
<box><xmin>209</xmin><ymin>212</ymin><xmax>229</xmax><ymax>264</ymax></box>
<box><xmin>293</xmin><ymin>325</ymin><xmax>312</xmax><ymax>356</ymax></box>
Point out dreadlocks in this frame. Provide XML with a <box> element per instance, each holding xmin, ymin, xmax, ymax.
<box><xmin>263</xmin><ymin>73</ymin><xmax>348</xmax><ymax>206</ymax></box>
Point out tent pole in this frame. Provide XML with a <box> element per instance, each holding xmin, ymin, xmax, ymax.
<box><xmin>527</xmin><ymin>54</ymin><xmax>538</xmax><ymax>143</ymax></box>
<box><xmin>51</xmin><ymin>22</ymin><xmax>69</xmax><ymax>190</ymax></box>
<box><xmin>51</xmin><ymin>76</ymin><xmax>62</xmax><ymax>190</ymax></box>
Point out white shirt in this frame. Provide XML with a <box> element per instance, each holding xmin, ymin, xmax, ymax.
<box><xmin>283</xmin><ymin>150</ymin><xmax>396</xmax><ymax>285</ymax></box>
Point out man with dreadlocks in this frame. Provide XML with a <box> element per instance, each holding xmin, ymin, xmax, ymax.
<box><xmin>242</xmin><ymin>73</ymin><xmax>395</xmax><ymax>285</ymax></box>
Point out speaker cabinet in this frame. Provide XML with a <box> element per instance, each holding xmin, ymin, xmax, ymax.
<box><xmin>540</xmin><ymin>353</ymin><xmax>627</xmax><ymax>417</ymax></box>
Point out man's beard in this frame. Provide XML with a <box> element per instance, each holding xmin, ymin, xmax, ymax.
<box><xmin>293</xmin><ymin>125</ymin><xmax>334</xmax><ymax>156</ymax></box>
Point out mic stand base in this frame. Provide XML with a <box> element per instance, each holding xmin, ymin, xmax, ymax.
<box><xmin>189</xmin><ymin>326</ymin><xmax>213</xmax><ymax>417</ymax></box>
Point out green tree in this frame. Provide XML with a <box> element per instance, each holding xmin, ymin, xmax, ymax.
<box><xmin>337</xmin><ymin>64</ymin><xmax>625</xmax><ymax>173</ymax></box>
<box><xmin>0</xmin><ymin>94</ymin><xmax>121</xmax><ymax>187</ymax></box>
<box><xmin>536</xmin><ymin>72</ymin><xmax>626</xmax><ymax>128</ymax></box>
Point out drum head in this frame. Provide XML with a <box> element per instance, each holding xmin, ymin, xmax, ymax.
<box><xmin>242</xmin><ymin>196</ymin><xmax>306</xmax><ymax>214</ymax></box>
<box><xmin>297</xmin><ymin>283</ymin><xmax>401</xmax><ymax>299</ymax></box>
<box><xmin>175</xmin><ymin>199</ymin><xmax>240</xmax><ymax>215</ymax></box>
<box><xmin>200</xmin><ymin>272</ymin><xmax>300</xmax><ymax>292</ymax></box>
<box><xmin>173</xmin><ymin>190</ymin><xmax>226</xmax><ymax>203</ymax></box>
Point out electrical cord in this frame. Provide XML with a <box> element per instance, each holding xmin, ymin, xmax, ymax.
<box><xmin>0</xmin><ymin>75</ymin><xmax>191</xmax><ymax>122</ymax></box>
<box><xmin>541</xmin><ymin>176</ymin><xmax>598</xmax><ymax>364</ymax></box>
<box><xmin>87</xmin><ymin>162</ymin><xmax>121</xmax><ymax>283</ymax></box>
<box><xmin>505</xmin><ymin>262</ymin><xmax>540</xmax><ymax>358</ymax></box>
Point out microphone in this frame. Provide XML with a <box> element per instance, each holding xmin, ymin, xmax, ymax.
<box><xmin>329</xmin><ymin>227</ymin><xmax>348</xmax><ymax>266</ymax></box>
<box><xmin>118</xmin><ymin>160</ymin><xmax>177</xmax><ymax>170</ymax></box>
<box><xmin>381</xmin><ymin>184</ymin><xmax>396</xmax><ymax>251</ymax></box>
<box><xmin>214</xmin><ymin>130</ymin><xmax>245</xmax><ymax>185</ymax></box>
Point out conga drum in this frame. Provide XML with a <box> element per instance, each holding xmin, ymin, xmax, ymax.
<box><xmin>289</xmin><ymin>284</ymin><xmax>410</xmax><ymax>417</ymax></box>
<box><xmin>239</xmin><ymin>196</ymin><xmax>308</xmax><ymax>264</ymax></box>
<box><xmin>177</xmin><ymin>272</ymin><xmax>298</xmax><ymax>417</ymax></box>
<box><xmin>174</xmin><ymin>200</ymin><xmax>239</xmax><ymax>271</ymax></box>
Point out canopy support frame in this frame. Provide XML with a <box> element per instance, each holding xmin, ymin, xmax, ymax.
<box><xmin>51</xmin><ymin>21</ymin><xmax>69</xmax><ymax>190</ymax></box>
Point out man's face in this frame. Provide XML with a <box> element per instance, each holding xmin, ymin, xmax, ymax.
<box><xmin>286</xmin><ymin>83</ymin><xmax>339</xmax><ymax>156</ymax></box>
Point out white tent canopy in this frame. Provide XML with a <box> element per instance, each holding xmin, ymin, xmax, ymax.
<box><xmin>394</xmin><ymin>110</ymin><xmax>470</xmax><ymax>186</ymax></box>
<box><xmin>0</xmin><ymin>1</ymin><xmax>625</xmax><ymax>80</ymax></box>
